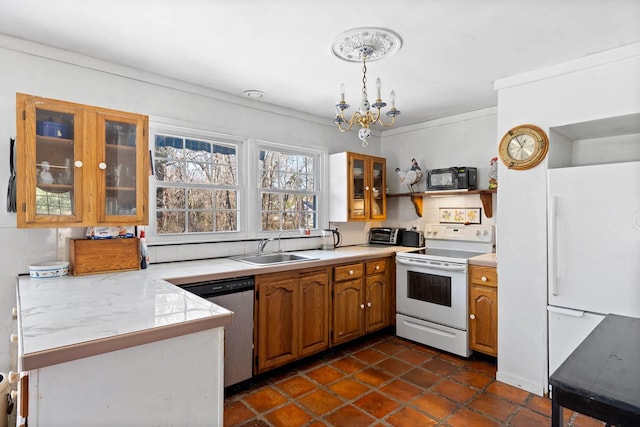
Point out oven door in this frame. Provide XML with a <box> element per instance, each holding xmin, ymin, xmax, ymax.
<box><xmin>396</xmin><ymin>256</ymin><xmax>468</xmax><ymax>330</ymax></box>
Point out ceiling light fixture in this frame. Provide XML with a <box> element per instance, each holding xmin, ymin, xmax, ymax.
<box><xmin>243</xmin><ymin>89</ymin><xmax>264</xmax><ymax>99</ymax></box>
<box><xmin>331</xmin><ymin>28</ymin><xmax>402</xmax><ymax>147</ymax></box>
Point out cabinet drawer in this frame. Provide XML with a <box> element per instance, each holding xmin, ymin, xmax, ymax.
<box><xmin>366</xmin><ymin>259</ymin><xmax>386</xmax><ymax>275</ymax></box>
<box><xmin>334</xmin><ymin>263</ymin><xmax>364</xmax><ymax>282</ymax></box>
<box><xmin>469</xmin><ymin>265</ymin><xmax>497</xmax><ymax>287</ymax></box>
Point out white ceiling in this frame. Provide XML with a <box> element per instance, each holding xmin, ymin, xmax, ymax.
<box><xmin>2</xmin><ymin>0</ymin><xmax>640</xmax><ymax>127</ymax></box>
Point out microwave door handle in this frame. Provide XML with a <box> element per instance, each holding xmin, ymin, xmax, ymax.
<box><xmin>397</xmin><ymin>258</ymin><xmax>466</xmax><ymax>272</ymax></box>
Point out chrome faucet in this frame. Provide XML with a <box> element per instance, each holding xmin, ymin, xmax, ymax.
<box><xmin>257</xmin><ymin>237</ymin><xmax>274</xmax><ymax>255</ymax></box>
<box><xmin>277</xmin><ymin>230</ymin><xmax>292</xmax><ymax>253</ymax></box>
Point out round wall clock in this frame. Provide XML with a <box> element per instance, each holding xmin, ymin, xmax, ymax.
<box><xmin>498</xmin><ymin>124</ymin><xmax>549</xmax><ymax>170</ymax></box>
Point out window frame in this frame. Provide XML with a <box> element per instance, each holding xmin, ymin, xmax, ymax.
<box><xmin>251</xmin><ymin>140</ymin><xmax>328</xmax><ymax>238</ymax></box>
<box><xmin>148</xmin><ymin>123</ymin><xmax>248</xmax><ymax>244</ymax></box>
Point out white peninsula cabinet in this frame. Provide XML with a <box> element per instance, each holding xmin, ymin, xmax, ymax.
<box><xmin>15</xmin><ymin>272</ymin><xmax>232</xmax><ymax>427</ymax></box>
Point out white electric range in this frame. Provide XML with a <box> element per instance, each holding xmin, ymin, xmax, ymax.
<box><xmin>395</xmin><ymin>224</ymin><xmax>494</xmax><ymax>357</ymax></box>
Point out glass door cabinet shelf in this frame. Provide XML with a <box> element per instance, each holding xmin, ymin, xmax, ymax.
<box><xmin>16</xmin><ymin>93</ymin><xmax>149</xmax><ymax>228</ymax></box>
<box><xmin>329</xmin><ymin>152</ymin><xmax>386</xmax><ymax>222</ymax></box>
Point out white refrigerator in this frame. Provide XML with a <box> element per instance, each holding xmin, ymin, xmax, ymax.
<box><xmin>547</xmin><ymin>161</ymin><xmax>640</xmax><ymax>376</ymax></box>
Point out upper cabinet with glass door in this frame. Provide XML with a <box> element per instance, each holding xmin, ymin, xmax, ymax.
<box><xmin>16</xmin><ymin>93</ymin><xmax>149</xmax><ymax>228</ymax></box>
<box><xmin>329</xmin><ymin>152</ymin><xmax>386</xmax><ymax>222</ymax></box>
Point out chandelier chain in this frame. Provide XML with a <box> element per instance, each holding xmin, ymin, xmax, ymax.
<box><xmin>361</xmin><ymin>60</ymin><xmax>367</xmax><ymax>94</ymax></box>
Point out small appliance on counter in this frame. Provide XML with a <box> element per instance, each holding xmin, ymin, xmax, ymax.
<box><xmin>368</xmin><ymin>227</ymin><xmax>404</xmax><ymax>245</ymax></box>
<box><xmin>320</xmin><ymin>228</ymin><xmax>342</xmax><ymax>250</ymax></box>
<box><xmin>427</xmin><ymin>166</ymin><xmax>477</xmax><ymax>191</ymax></box>
<box><xmin>399</xmin><ymin>229</ymin><xmax>424</xmax><ymax>247</ymax></box>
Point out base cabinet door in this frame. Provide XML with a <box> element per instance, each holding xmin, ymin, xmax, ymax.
<box><xmin>332</xmin><ymin>258</ymin><xmax>390</xmax><ymax>346</ymax></box>
<box><xmin>300</xmin><ymin>269</ymin><xmax>330</xmax><ymax>357</ymax></box>
<box><xmin>364</xmin><ymin>273</ymin><xmax>387</xmax><ymax>333</ymax></box>
<box><xmin>256</xmin><ymin>273</ymin><xmax>299</xmax><ymax>372</ymax></box>
<box><xmin>469</xmin><ymin>265</ymin><xmax>498</xmax><ymax>356</ymax></box>
<box><xmin>332</xmin><ymin>278</ymin><xmax>364</xmax><ymax>345</ymax></box>
<box><xmin>255</xmin><ymin>269</ymin><xmax>329</xmax><ymax>373</ymax></box>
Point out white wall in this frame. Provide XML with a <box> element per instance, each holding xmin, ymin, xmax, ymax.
<box><xmin>0</xmin><ymin>35</ymin><xmax>382</xmax><ymax>372</ymax></box>
<box><xmin>495</xmin><ymin>42</ymin><xmax>640</xmax><ymax>394</ymax></box>
<box><xmin>381</xmin><ymin>108</ymin><xmax>498</xmax><ymax>231</ymax></box>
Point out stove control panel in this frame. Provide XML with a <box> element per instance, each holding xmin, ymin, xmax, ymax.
<box><xmin>425</xmin><ymin>224</ymin><xmax>494</xmax><ymax>243</ymax></box>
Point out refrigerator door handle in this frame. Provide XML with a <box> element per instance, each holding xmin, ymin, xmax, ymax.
<box><xmin>549</xmin><ymin>196</ymin><xmax>559</xmax><ymax>296</ymax></box>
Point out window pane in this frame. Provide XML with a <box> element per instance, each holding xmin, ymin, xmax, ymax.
<box><xmin>156</xmin><ymin>187</ymin><xmax>185</xmax><ymax>209</ymax></box>
<box><xmin>189</xmin><ymin>211</ymin><xmax>213</xmax><ymax>233</ymax></box>
<box><xmin>261</xmin><ymin>192</ymin><xmax>282</xmax><ymax>210</ymax></box>
<box><xmin>156</xmin><ymin>211</ymin><xmax>186</xmax><ymax>234</ymax></box>
<box><xmin>153</xmin><ymin>132</ymin><xmax>242</xmax><ymax>237</ymax></box>
<box><xmin>155</xmin><ymin>135</ymin><xmax>183</xmax><ymax>158</ymax></box>
<box><xmin>155</xmin><ymin>159</ymin><xmax>184</xmax><ymax>182</ymax></box>
<box><xmin>188</xmin><ymin>188</ymin><xmax>213</xmax><ymax>209</ymax></box>
<box><xmin>213</xmin><ymin>165</ymin><xmax>237</xmax><ymax>185</ymax></box>
<box><xmin>215</xmin><ymin>190</ymin><xmax>237</xmax><ymax>209</ymax></box>
<box><xmin>185</xmin><ymin>162</ymin><xmax>210</xmax><ymax>183</ymax></box>
<box><xmin>262</xmin><ymin>212</ymin><xmax>281</xmax><ymax>231</ymax></box>
<box><xmin>215</xmin><ymin>211</ymin><xmax>238</xmax><ymax>231</ymax></box>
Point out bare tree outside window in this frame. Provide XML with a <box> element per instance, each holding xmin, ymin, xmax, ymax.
<box><xmin>258</xmin><ymin>147</ymin><xmax>318</xmax><ymax>232</ymax></box>
<box><xmin>154</xmin><ymin>134</ymin><xmax>240</xmax><ymax>235</ymax></box>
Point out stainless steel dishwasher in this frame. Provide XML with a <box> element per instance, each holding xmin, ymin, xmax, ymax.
<box><xmin>180</xmin><ymin>276</ymin><xmax>254</xmax><ymax>388</ymax></box>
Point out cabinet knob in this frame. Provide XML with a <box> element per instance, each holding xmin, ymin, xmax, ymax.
<box><xmin>348</xmin><ymin>270</ymin><xmax>354</xmax><ymax>275</ymax></box>
<box><xmin>360</xmin><ymin>304</ymin><xmax>365</xmax><ymax>309</ymax></box>
<box><xmin>481</xmin><ymin>276</ymin><xmax>488</xmax><ymax>282</ymax></box>
<box><xmin>10</xmin><ymin>390</ymin><xmax>17</xmax><ymax>400</ymax></box>
<box><xmin>74</xmin><ymin>160</ymin><xmax>83</xmax><ymax>168</ymax></box>
<box><xmin>470</xmin><ymin>314</ymin><xmax>476</xmax><ymax>320</ymax></box>
<box><xmin>375</xmin><ymin>265</ymin><xmax>380</xmax><ymax>270</ymax></box>
<box><xmin>98</xmin><ymin>162</ymin><xmax>107</xmax><ymax>170</ymax></box>
<box><xmin>12</xmin><ymin>307</ymin><xmax>17</xmax><ymax>319</ymax></box>
<box><xmin>8</xmin><ymin>371</ymin><xmax>19</xmax><ymax>384</ymax></box>
<box><xmin>367</xmin><ymin>302</ymin><xmax>372</xmax><ymax>308</ymax></box>
<box><xmin>365</xmin><ymin>186</ymin><xmax>370</xmax><ymax>191</ymax></box>
<box><xmin>10</xmin><ymin>334</ymin><xmax>18</xmax><ymax>344</ymax></box>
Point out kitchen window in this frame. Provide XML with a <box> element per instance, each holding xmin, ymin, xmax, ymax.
<box><xmin>256</xmin><ymin>142</ymin><xmax>320</xmax><ymax>232</ymax></box>
<box><xmin>151</xmin><ymin>127</ymin><xmax>243</xmax><ymax>237</ymax></box>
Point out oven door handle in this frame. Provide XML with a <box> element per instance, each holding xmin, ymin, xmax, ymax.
<box><xmin>397</xmin><ymin>258</ymin><xmax>466</xmax><ymax>272</ymax></box>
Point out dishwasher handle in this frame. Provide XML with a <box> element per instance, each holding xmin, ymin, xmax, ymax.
<box><xmin>180</xmin><ymin>277</ymin><xmax>255</xmax><ymax>298</ymax></box>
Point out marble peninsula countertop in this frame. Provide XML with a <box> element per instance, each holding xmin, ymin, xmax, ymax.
<box><xmin>17</xmin><ymin>245</ymin><xmax>411</xmax><ymax>371</ymax></box>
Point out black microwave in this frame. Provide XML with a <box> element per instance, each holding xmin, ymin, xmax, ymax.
<box><xmin>427</xmin><ymin>167</ymin><xmax>478</xmax><ymax>191</ymax></box>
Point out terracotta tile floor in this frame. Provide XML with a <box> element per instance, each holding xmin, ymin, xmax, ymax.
<box><xmin>224</xmin><ymin>331</ymin><xmax>606</xmax><ymax>427</ymax></box>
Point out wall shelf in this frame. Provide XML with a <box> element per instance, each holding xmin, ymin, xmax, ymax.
<box><xmin>387</xmin><ymin>189</ymin><xmax>497</xmax><ymax>218</ymax></box>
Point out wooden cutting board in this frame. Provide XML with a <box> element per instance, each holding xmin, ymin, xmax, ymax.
<box><xmin>70</xmin><ymin>238</ymin><xmax>140</xmax><ymax>276</ymax></box>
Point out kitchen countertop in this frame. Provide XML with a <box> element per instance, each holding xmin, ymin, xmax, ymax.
<box><xmin>469</xmin><ymin>252</ymin><xmax>497</xmax><ymax>268</ymax></box>
<box><xmin>17</xmin><ymin>245</ymin><xmax>410</xmax><ymax>370</ymax></box>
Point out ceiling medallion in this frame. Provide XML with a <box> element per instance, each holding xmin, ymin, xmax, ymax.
<box><xmin>331</xmin><ymin>28</ymin><xmax>402</xmax><ymax>62</ymax></box>
<box><xmin>331</xmin><ymin>28</ymin><xmax>402</xmax><ymax>147</ymax></box>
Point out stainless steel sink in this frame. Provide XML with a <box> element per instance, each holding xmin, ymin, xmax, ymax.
<box><xmin>232</xmin><ymin>253</ymin><xmax>318</xmax><ymax>265</ymax></box>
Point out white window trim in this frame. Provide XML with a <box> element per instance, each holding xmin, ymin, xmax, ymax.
<box><xmin>148</xmin><ymin>122</ymin><xmax>249</xmax><ymax>244</ymax></box>
<box><xmin>250</xmin><ymin>139</ymin><xmax>328</xmax><ymax>238</ymax></box>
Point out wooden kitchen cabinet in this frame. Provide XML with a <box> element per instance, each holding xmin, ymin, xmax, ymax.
<box><xmin>16</xmin><ymin>93</ymin><xmax>149</xmax><ymax>228</ymax></box>
<box><xmin>255</xmin><ymin>268</ymin><xmax>329</xmax><ymax>373</ymax></box>
<box><xmin>329</xmin><ymin>152</ymin><xmax>386</xmax><ymax>222</ymax></box>
<box><xmin>469</xmin><ymin>265</ymin><xmax>498</xmax><ymax>356</ymax></box>
<box><xmin>332</xmin><ymin>258</ymin><xmax>390</xmax><ymax>346</ymax></box>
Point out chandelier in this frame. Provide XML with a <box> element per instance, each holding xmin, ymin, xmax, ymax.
<box><xmin>331</xmin><ymin>28</ymin><xmax>402</xmax><ymax>147</ymax></box>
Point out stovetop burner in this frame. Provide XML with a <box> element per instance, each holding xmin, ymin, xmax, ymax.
<box><xmin>396</xmin><ymin>224</ymin><xmax>495</xmax><ymax>263</ymax></box>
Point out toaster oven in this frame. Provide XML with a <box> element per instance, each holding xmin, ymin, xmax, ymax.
<box><xmin>368</xmin><ymin>227</ymin><xmax>403</xmax><ymax>245</ymax></box>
